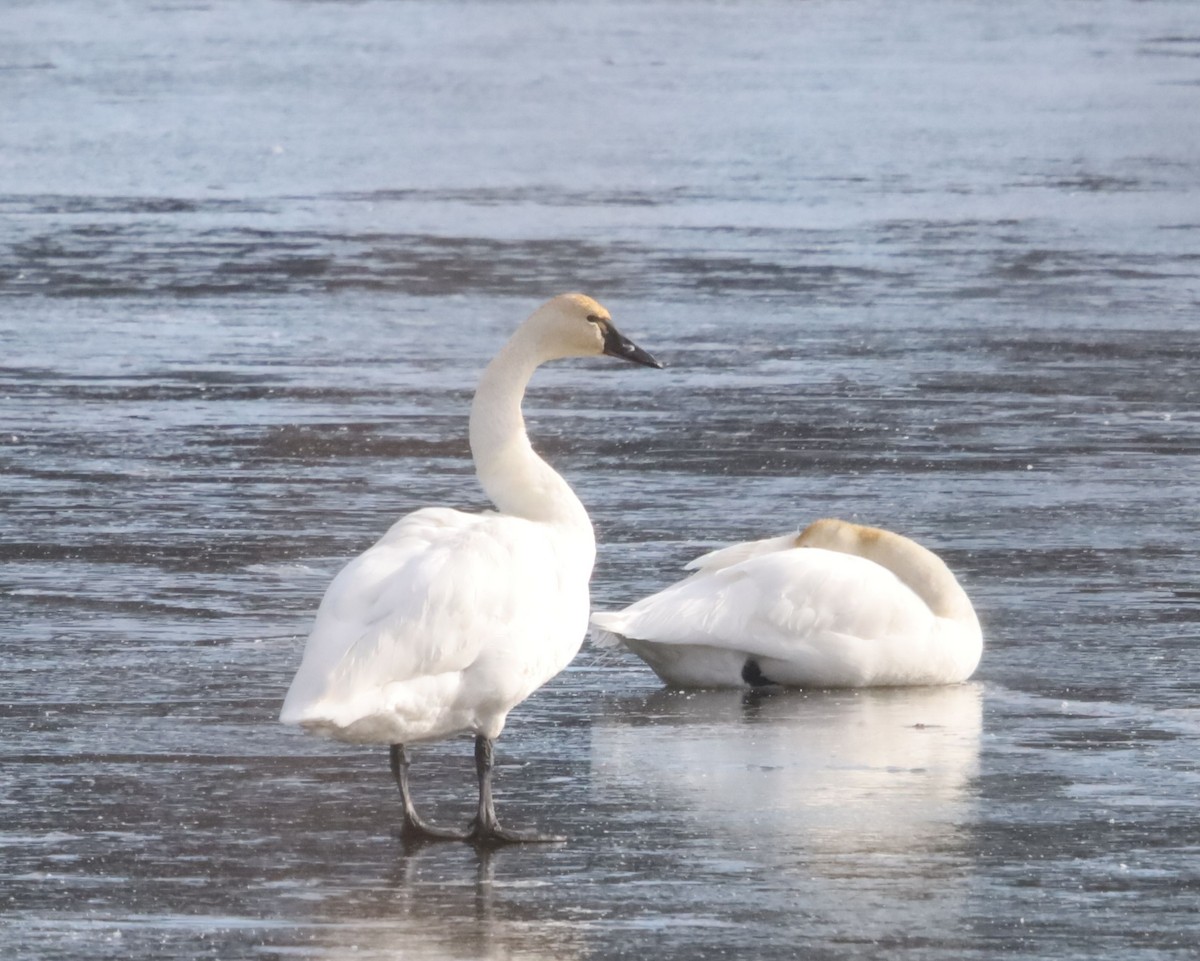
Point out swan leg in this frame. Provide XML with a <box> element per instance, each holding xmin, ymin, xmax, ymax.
<box><xmin>466</xmin><ymin>735</ymin><xmax>564</xmax><ymax>846</ymax></box>
<box><xmin>389</xmin><ymin>744</ymin><xmax>467</xmax><ymax>842</ymax></box>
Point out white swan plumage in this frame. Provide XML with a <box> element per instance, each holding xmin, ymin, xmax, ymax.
<box><xmin>280</xmin><ymin>293</ymin><xmax>661</xmax><ymax>845</ymax></box>
<box><xmin>591</xmin><ymin>518</ymin><xmax>982</xmax><ymax>689</ymax></box>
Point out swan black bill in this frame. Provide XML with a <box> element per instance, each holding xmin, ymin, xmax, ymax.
<box><xmin>600</xmin><ymin>322</ymin><xmax>664</xmax><ymax>369</ymax></box>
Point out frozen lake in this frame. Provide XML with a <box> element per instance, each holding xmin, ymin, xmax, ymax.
<box><xmin>2</xmin><ymin>1</ymin><xmax>1199</xmax><ymax>958</ymax></box>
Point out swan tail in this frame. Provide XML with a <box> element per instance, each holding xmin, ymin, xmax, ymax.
<box><xmin>588</xmin><ymin>611</ymin><xmax>627</xmax><ymax>648</ymax></box>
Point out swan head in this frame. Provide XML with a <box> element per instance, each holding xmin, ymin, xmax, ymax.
<box><xmin>522</xmin><ymin>293</ymin><xmax>663</xmax><ymax>368</ymax></box>
<box><xmin>797</xmin><ymin>519</ymin><xmax>922</xmax><ymax>571</ymax></box>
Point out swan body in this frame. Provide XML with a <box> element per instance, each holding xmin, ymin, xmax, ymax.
<box><xmin>280</xmin><ymin>293</ymin><xmax>661</xmax><ymax>843</ymax></box>
<box><xmin>591</xmin><ymin>519</ymin><xmax>982</xmax><ymax>689</ymax></box>
<box><xmin>280</xmin><ymin>505</ymin><xmax>588</xmax><ymax>744</ymax></box>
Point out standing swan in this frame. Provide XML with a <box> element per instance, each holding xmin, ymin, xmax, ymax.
<box><xmin>280</xmin><ymin>294</ymin><xmax>661</xmax><ymax>845</ymax></box>
<box><xmin>592</xmin><ymin>519</ymin><xmax>982</xmax><ymax>689</ymax></box>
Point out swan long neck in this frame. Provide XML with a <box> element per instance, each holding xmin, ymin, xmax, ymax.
<box><xmin>884</xmin><ymin>542</ymin><xmax>978</xmax><ymax>627</ymax></box>
<box><xmin>799</xmin><ymin>519</ymin><xmax>978</xmax><ymax>627</ymax></box>
<box><xmin>468</xmin><ymin>334</ymin><xmax>592</xmax><ymax>534</ymax></box>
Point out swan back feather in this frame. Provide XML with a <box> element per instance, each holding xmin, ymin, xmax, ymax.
<box><xmin>683</xmin><ymin>532</ymin><xmax>805</xmax><ymax>574</ymax></box>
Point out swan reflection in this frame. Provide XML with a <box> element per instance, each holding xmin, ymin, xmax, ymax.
<box><xmin>592</xmin><ymin>683</ymin><xmax>983</xmax><ymax>858</ymax></box>
<box><xmin>294</xmin><ymin>850</ymin><xmax>584</xmax><ymax>961</ymax></box>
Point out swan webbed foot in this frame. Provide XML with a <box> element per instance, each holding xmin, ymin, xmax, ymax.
<box><xmin>397</xmin><ymin>813</ymin><xmax>470</xmax><ymax>845</ymax></box>
<box><xmin>741</xmin><ymin>657</ymin><xmax>778</xmax><ymax>688</ymax></box>
<box><xmin>465</xmin><ymin>816</ymin><xmax>566</xmax><ymax>848</ymax></box>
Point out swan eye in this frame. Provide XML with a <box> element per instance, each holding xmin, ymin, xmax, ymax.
<box><xmin>586</xmin><ymin>313</ymin><xmax>608</xmax><ymax>327</ymax></box>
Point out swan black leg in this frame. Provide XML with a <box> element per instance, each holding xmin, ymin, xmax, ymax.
<box><xmin>466</xmin><ymin>735</ymin><xmax>564</xmax><ymax>846</ymax></box>
<box><xmin>389</xmin><ymin>744</ymin><xmax>466</xmax><ymax>842</ymax></box>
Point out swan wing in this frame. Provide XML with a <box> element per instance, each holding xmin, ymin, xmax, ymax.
<box><xmin>281</xmin><ymin>506</ymin><xmax>567</xmax><ymax>730</ymax></box>
<box><xmin>682</xmin><ymin>533</ymin><xmax>802</xmax><ymax>573</ymax></box>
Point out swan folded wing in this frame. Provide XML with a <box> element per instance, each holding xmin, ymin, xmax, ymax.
<box><xmin>595</xmin><ymin>548</ymin><xmax>938</xmax><ymax>664</ymax></box>
<box><xmin>281</xmin><ymin>507</ymin><xmax>542</xmax><ymax>728</ymax></box>
<box><xmin>682</xmin><ymin>533</ymin><xmax>802</xmax><ymax>574</ymax></box>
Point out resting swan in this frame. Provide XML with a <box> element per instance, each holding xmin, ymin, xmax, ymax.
<box><xmin>280</xmin><ymin>293</ymin><xmax>661</xmax><ymax>845</ymax></box>
<box><xmin>591</xmin><ymin>519</ymin><xmax>982</xmax><ymax>688</ymax></box>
